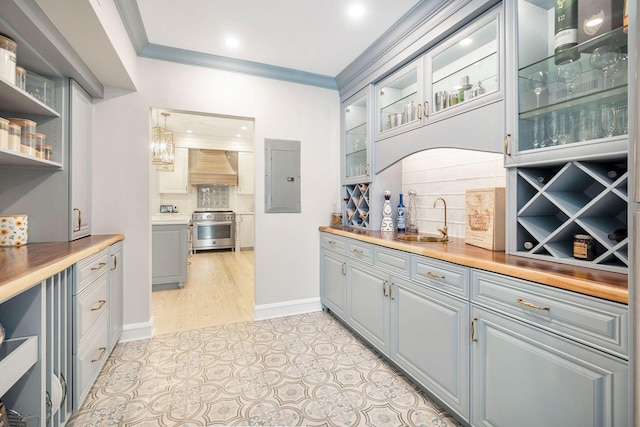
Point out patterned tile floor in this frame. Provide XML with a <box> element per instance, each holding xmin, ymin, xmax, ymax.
<box><xmin>68</xmin><ymin>311</ymin><xmax>462</xmax><ymax>426</ymax></box>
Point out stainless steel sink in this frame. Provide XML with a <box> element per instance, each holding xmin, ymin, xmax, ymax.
<box><xmin>396</xmin><ymin>235</ymin><xmax>448</xmax><ymax>243</ymax></box>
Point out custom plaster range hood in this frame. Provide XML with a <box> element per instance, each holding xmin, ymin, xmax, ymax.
<box><xmin>190</xmin><ymin>149</ymin><xmax>238</xmax><ymax>185</ymax></box>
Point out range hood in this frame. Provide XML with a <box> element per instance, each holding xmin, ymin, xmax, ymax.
<box><xmin>190</xmin><ymin>149</ymin><xmax>238</xmax><ymax>185</ymax></box>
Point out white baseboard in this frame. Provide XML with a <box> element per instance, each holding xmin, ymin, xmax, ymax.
<box><xmin>119</xmin><ymin>319</ymin><xmax>154</xmax><ymax>342</ymax></box>
<box><xmin>253</xmin><ymin>297</ymin><xmax>322</xmax><ymax>321</ymax></box>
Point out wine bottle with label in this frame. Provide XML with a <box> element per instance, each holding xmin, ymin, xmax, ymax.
<box><xmin>607</xmin><ymin>228</ymin><xmax>627</xmax><ymax>243</ymax></box>
<box><xmin>554</xmin><ymin>0</ymin><xmax>579</xmax><ymax>65</ymax></box>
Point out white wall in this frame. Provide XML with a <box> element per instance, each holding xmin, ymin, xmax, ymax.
<box><xmin>92</xmin><ymin>58</ymin><xmax>340</xmax><ymax>337</ymax></box>
<box><xmin>401</xmin><ymin>148</ymin><xmax>505</xmax><ymax>238</ymax></box>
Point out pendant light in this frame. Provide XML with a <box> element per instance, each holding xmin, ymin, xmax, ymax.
<box><xmin>151</xmin><ymin>112</ymin><xmax>175</xmax><ymax>170</ymax></box>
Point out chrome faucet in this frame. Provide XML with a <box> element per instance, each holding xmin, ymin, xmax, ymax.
<box><xmin>433</xmin><ymin>197</ymin><xmax>448</xmax><ymax>241</ymax></box>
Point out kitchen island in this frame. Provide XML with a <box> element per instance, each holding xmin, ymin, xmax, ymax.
<box><xmin>152</xmin><ymin>214</ymin><xmax>190</xmax><ymax>290</ymax></box>
<box><xmin>0</xmin><ymin>234</ymin><xmax>124</xmax><ymax>425</ymax></box>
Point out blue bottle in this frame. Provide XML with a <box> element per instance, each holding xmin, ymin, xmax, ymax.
<box><xmin>397</xmin><ymin>194</ymin><xmax>405</xmax><ymax>232</ymax></box>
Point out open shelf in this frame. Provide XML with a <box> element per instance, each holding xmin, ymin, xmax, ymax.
<box><xmin>0</xmin><ymin>336</ymin><xmax>38</xmax><ymax>397</ymax></box>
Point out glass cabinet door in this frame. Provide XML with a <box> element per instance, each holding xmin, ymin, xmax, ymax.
<box><xmin>343</xmin><ymin>88</ymin><xmax>370</xmax><ymax>183</ymax></box>
<box><xmin>375</xmin><ymin>58</ymin><xmax>423</xmax><ymax>140</ymax></box>
<box><xmin>515</xmin><ymin>0</ymin><xmax>628</xmax><ymax>157</ymax></box>
<box><xmin>429</xmin><ymin>10</ymin><xmax>500</xmax><ymax>116</ymax></box>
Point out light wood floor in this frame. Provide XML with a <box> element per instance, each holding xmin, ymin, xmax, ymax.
<box><xmin>151</xmin><ymin>250</ymin><xmax>254</xmax><ymax>335</ymax></box>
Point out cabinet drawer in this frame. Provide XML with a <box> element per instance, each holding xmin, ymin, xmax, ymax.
<box><xmin>346</xmin><ymin>240</ymin><xmax>373</xmax><ymax>264</ymax></box>
<box><xmin>374</xmin><ymin>246</ymin><xmax>410</xmax><ymax>278</ymax></box>
<box><xmin>75</xmin><ymin>248</ymin><xmax>109</xmax><ymax>293</ymax></box>
<box><xmin>320</xmin><ymin>233</ymin><xmax>346</xmax><ymax>254</ymax></box>
<box><xmin>73</xmin><ymin>317</ymin><xmax>109</xmax><ymax>410</ymax></box>
<box><xmin>73</xmin><ymin>273</ymin><xmax>109</xmax><ymax>351</ymax></box>
<box><xmin>471</xmin><ymin>270</ymin><xmax>628</xmax><ymax>358</ymax></box>
<box><xmin>412</xmin><ymin>256</ymin><xmax>469</xmax><ymax>298</ymax></box>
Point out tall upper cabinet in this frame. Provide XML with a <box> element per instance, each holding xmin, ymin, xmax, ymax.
<box><xmin>70</xmin><ymin>80</ymin><xmax>92</xmax><ymax>240</ymax></box>
<box><xmin>504</xmin><ymin>0</ymin><xmax>631</xmax><ymax>273</ymax></box>
<box><xmin>342</xmin><ymin>86</ymin><xmax>371</xmax><ymax>185</ymax></box>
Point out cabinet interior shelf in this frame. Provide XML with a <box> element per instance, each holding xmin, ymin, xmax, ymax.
<box><xmin>0</xmin><ymin>77</ymin><xmax>59</xmax><ymax>117</ymax></box>
<box><xmin>380</xmin><ymin>91</ymin><xmax>418</xmax><ymax>113</ymax></box>
<box><xmin>346</xmin><ymin>122</ymin><xmax>366</xmax><ymax>135</ymax></box>
<box><xmin>519</xmin><ymin>84</ymin><xmax>627</xmax><ymax>118</ymax></box>
<box><xmin>0</xmin><ymin>147</ymin><xmax>63</xmax><ymax>169</ymax></box>
<box><xmin>0</xmin><ymin>336</ymin><xmax>38</xmax><ymax>397</ymax></box>
<box><xmin>433</xmin><ymin>51</ymin><xmax>497</xmax><ymax>87</ymax></box>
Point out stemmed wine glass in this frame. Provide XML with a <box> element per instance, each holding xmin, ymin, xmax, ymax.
<box><xmin>527</xmin><ymin>71</ymin><xmax>549</xmax><ymax>109</ymax></box>
<box><xmin>589</xmin><ymin>45</ymin><xmax>622</xmax><ymax>89</ymax></box>
<box><xmin>556</xmin><ymin>61</ymin><xmax>582</xmax><ymax>96</ymax></box>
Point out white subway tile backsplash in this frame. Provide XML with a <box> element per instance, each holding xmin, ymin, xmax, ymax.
<box><xmin>402</xmin><ymin>148</ymin><xmax>505</xmax><ymax>238</ymax></box>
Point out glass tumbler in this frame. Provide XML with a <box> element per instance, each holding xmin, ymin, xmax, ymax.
<box><xmin>600</xmin><ymin>103</ymin><xmax>617</xmax><ymax>138</ymax></box>
<box><xmin>532</xmin><ymin>115</ymin><xmax>546</xmax><ymax>148</ymax></box>
<box><xmin>578</xmin><ymin>108</ymin><xmax>600</xmax><ymax>141</ymax></box>
<box><xmin>615</xmin><ymin>106</ymin><xmax>628</xmax><ymax>135</ymax></box>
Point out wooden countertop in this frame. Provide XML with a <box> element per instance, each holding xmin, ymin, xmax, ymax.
<box><xmin>0</xmin><ymin>234</ymin><xmax>124</xmax><ymax>304</ymax></box>
<box><xmin>319</xmin><ymin>226</ymin><xmax>628</xmax><ymax>304</ymax></box>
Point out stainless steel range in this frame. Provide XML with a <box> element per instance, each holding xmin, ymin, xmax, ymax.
<box><xmin>192</xmin><ymin>210</ymin><xmax>235</xmax><ymax>251</ymax></box>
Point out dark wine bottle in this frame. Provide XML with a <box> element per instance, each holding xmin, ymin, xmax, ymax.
<box><xmin>554</xmin><ymin>0</ymin><xmax>579</xmax><ymax>65</ymax></box>
<box><xmin>607</xmin><ymin>228</ymin><xmax>627</xmax><ymax>243</ymax></box>
<box><xmin>523</xmin><ymin>241</ymin><xmax>534</xmax><ymax>250</ymax></box>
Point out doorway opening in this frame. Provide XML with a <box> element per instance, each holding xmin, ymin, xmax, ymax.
<box><xmin>149</xmin><ymin>108</ymin><xmax>255</xmax><ymax>335</ymax></box>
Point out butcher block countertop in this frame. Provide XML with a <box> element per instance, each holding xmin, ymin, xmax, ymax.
<box><xmin>319</xmin><ymin>226</ymin><xmax>628</xmax><ymax>304</ymax></box>
<box><xmin>0</xmin><ymin>234</ymin><xmax>124</xmax><ymax>304</ymax></box>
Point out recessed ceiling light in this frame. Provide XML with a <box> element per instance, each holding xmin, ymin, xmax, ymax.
<box><xmin>225</xmin><ymin>36</ymin><xmax>240</xmax><ymax>48</ymax></box>
<box><xmin>460</xmin><ymin>38</ymin><xmax>472</xmax><ymax>46</ymax></box>
<box><xmin>347</xmin><ymin>3</ymin><xmax>365</xmax><ymax>19</ymax></box>
<box><xmin>186</xmin><ymin>129</ymin><xmax>192</xmax><ymax>133</ymax></box>
<box><xmin>241</xmin><ymin>126</ymin><xmax>247</xmax><ymax>130</ymax></box>
<box><xmin>236</xmin><ymin>133</ymin><xmax>242</xmax><ymax>137</ymax></box>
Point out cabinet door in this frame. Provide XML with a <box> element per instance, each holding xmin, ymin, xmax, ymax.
<box><xmin>320</xmin><ymin>249</ymin><xmax>347</xmax><ymax>319</ymax></box>
<box><xmin>69</xmin><ymin>79</ymin><xmax>92</xmax><ymax>240</ymax></box>
<box><xmin>238</xmin><ymin>214</ymin><xmax>254</xmax><ymax>249</ymax></box>
<box><xmin>157</xmin><ymin>147</ymin><xmax>188</xmax><ymax>193</ymax></box>
<box><xmin>109</xmin><ymin>242</ymin><xmax>123</xmax><ymax>350</ymax></box>
<box><xmin>238</xmin><ymin>151</ymin><xmax>254</xmax><ymax>194</ymax></box>
<box><xmin>375</xmin><ymin>58</ymin><xmax>424</xmax><ymax>141</ymax></box>
<box><xmin>347</xmin><ymin>260</ymin><xmax>390</xmax><ymax>354</ymax></box>
<box><xmin>342</xmin><ymin>87</ymin><xmax>371</xmax><ymax>184</ymax></box>
<box><xmin>391</xmin><ymin>278</ymin><xmax>470</xmax><ymax>421</ymax></box>
<box><xmin>471</xmin><ymin>306</ymin><xmax>628</xmax><ymax>427</ymax></box>
<box><xmin>152</xmin><ymin>225</ymin><xmax>188</xmax><ymax>287</ymax></box>
<box><xmin>504</xmin><ymin>0</ymin><xmax>628</xmax><ymax>166</ymax></box>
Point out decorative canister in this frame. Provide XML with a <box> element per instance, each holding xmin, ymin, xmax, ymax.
<box><xmin>0</xmin><ymin>214</ymin><xmax>28</xmax><ymax>246</ymax></box>
<box><xmin>0</xmin><ymin>35</ymin><xmax>17</xmax><ymax>84</ymax></box>
<box><xmin>15</xmin><ymin>65</ymin><xmax>26</xmax><ymax>90</ymax></box>
<box><xmin>0</xmin><ymin>117</ymin><xmax>8</xmax><ymax>149</ymax></box>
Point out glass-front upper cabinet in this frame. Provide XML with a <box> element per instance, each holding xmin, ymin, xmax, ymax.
<box><xmin>342</xmin><ymin>87</ymin><xmax>371</xmax><ymax>184</ymax></box>
<box><xmin>428</xmin><ymin>9</ymin><xmax>501</xmax><ymax>118</ymax></box>
<box><xmin>508</xmin><ymin>0</ymin><xmax>628</xmax><ymax>163</ymax></box>
<box><xmin>374</xmin><ymin>58</ymin><xmax>423</xmax><ymax>141</ymax></box>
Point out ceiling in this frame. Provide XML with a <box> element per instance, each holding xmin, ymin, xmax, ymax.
<box><xmin>135</xmin><ymin>0</ymin><xmax>422</xmax><ymax>77</ymax></box>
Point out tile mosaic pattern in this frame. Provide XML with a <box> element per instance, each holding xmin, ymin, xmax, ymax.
<box><xmin>68</xmin><ymin>312</ymin><xmax>461</xmax><ymax>426</ymax></box>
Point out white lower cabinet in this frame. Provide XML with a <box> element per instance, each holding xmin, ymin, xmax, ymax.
<box><xmin>347</xmin><ymin>259</ymin><xmax>390</xmax><ymax>354</ymax></box>
<box><xmin>319</xmin><ymin>232</ymin><xmax>629</xmax><ymax>427</ymax></box>
<box><xmin>471</xmin><ymin>306</ymin><xmax>628</xmax><ymax>427</ymax></box>
<box><xmin>390</xmin><ymin>277</ymin><xmax>469</xmax><ymax>421</ymax></box>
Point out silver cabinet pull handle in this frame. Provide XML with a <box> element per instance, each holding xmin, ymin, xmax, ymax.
<box><xmin>423</xmin><ymin>101</ymin><xmax>429</xmax><ymax>118</ymax></box>
<box><xmin>73</xmin><ymin>208</ymin><xmax>82</xmax><ymax>231</ymax></box>
<box><xmin>389</xmin><ymin>283</ymin><xmax>395</xmax><ymax>300</ymax></box>
<box><xmin>111</xmin><ymin>254</ymin><xmax>117</xmax><ymax>270</ymax></box>
<box><xmin>383</xmin><ymin>280</ymin><xmax>389</xmax><ymax>297</ymax></box>
<box><xmin>91</xmin><ymin>300</ymin><xmax>106</xmax><ymax>311</ymax></box>
<box><xmin>504</xmin><ymin>133</ymin><xmax>511</xmax><ymax>156</ymax></box>
<box><xmin>471</xmin><ymin>317</ymin><xmax>478</xmax><ymax>342</ymax></box>
<box><xmin>417</xmin><ymin>103</ymin><xmax>422</xmax><ymax>119</ymax></box>
<box><xmin>517</xmin><ymin>298</ymin><xmax>550</xmax><ymax>311</ymax></box>
<box><xmin>341</xmin><ymin>262</ymin><xmax>346</xmax><ymax>276</ymax></box>
<box><xmin>91</xmin><ymin>262</ymin><xmax>107</xmax><ymax>271</ymax></box>
<box><xmin>352</xmin><ymin>248</ymin><xmax>363</xmax><ymax>254</ymax></box>
<box><xmin>91</xmin><ymin>347</ymin><xmax>107</xmax><ymax>363</ymax></box>
<box><xmin>427</xmin><ymin>272</ymin><xmax>445</xmax><ymax>279</ymax></box>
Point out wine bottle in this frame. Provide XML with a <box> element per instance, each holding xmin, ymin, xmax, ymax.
<box><xmin>397</xmin><ymin>194</ymin><xmax>405</xmax><ymax>232</ymax></box>
<box><xmin>523</xmin><ymin>241</ymin><xmax>534</xmax><ymax>250</ymax></box>
<box><xmin>624</xmin><ymin>0</ymin><xmax>629</xmax><ymax>33</ymax></box>
<box><xmin>554</xmin><ymin>0</ymin><xmax>579</xmax><ymax>65</ymax></box>
<box><xmin>607</xmin><ymin>170</ymin><xmax>619</xmax><ymax>179</ymax></box>
<box><xmin>607</xmin><ymin>228</ymin><xmax>627</xmax><ymax>243</ymax></box>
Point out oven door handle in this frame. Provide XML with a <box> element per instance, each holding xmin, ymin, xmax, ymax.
<box><xmin>193</xmin><ymin>220</ymin><xmax>234</xmax><ymax>226</ymax></box>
